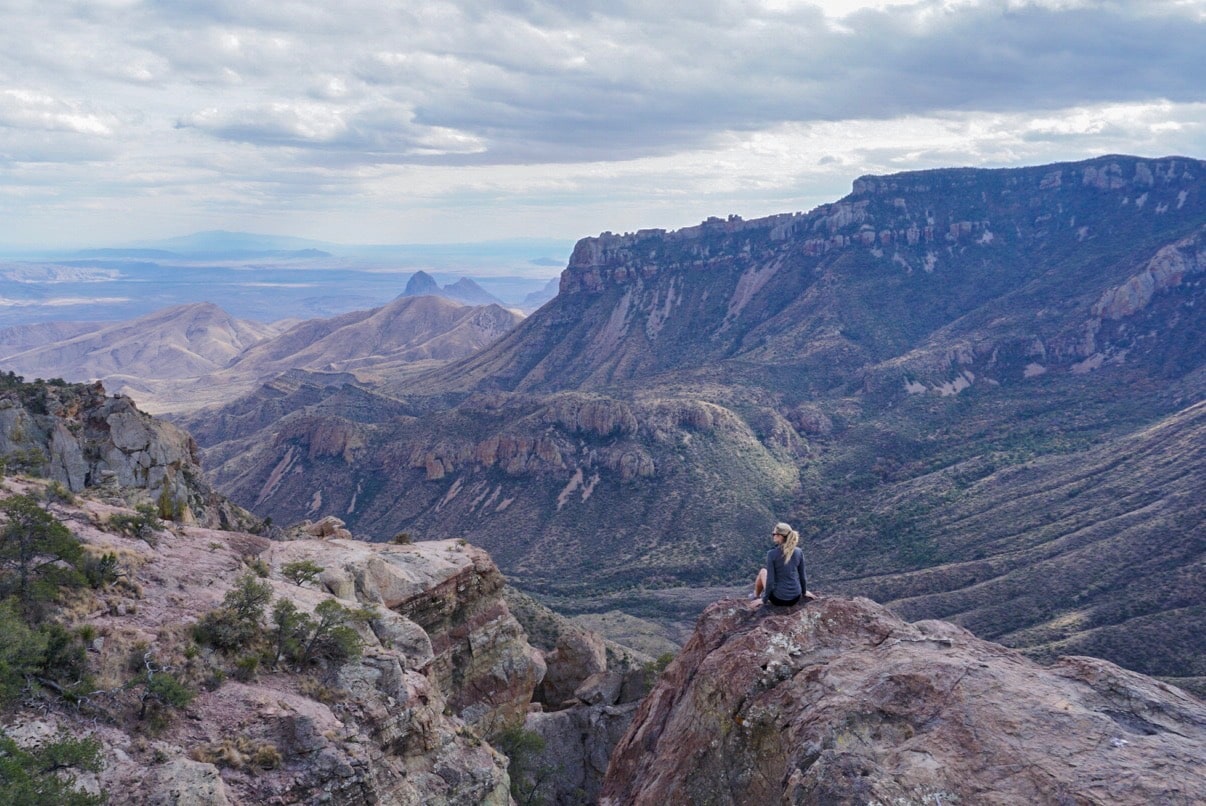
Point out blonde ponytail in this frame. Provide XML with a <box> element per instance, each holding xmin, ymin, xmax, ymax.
<box><xmin>774</xmin><ymin>522</ymin><xmax>799</xmax><ymax>562</ymax></box>
<box><xmin>781</xmin><ymin>530</ymin><xmax>799</xmax><ymax>562</ymax></box>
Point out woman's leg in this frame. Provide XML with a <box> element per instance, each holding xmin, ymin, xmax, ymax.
<box><xmin>754</xmin><ymin>568</ymin><xmax>767</xmax><ymax>598</ymax></box>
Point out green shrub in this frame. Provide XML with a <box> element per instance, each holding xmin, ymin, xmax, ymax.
<box><xmin>245</xmin><ymin>556</ymin><xmax>271</xmax><ymax>578</ymax></box>
<box><xmin>1</xmin><ymin>449</ymin><xmax>48</xmax><ymax>478</ymax></box>
<box><xmin>38</xmin><ymin>622</ymin><xmax>89</xmax><ymax>695</ymax></box>
<box><xmin>0</xmin><ymin>599</ymin><xmax>47</xmax><ymax>705</ymax></box>
<box><xmin>135</xmin><ymin>660</ymin><xmax>194</xmax><ymax>722</ymax></box>
<box><xmin>644</xmin><ymin>651</ymin><xmax>675</xmax><ymax>682</ymax></box>
<box><xmin>82</xmin><ymin>552</ymin><xmax>120</xmax><ymax>589</ymax></box>
<box><xmin>232</xmin><ymin>654</ymin><xmax>260</xmax><ymax>682</ymax></box>
<box><xmin>270</xmin><ymin>598</ymin><xmax>373</xmax><ymax>669</ymax></box>
<box><xmin>494</xmin><ymin>724</ymin><xmax>554</xmax><ymax>805</ymax></box>
<box><xmin>155</xmin><ymin>486</ymin><xmax>174</xmax><ymax>521</ymax></box>
<box><xmin>223</xmin><ymin>572</ymin><xmax>272</xmax><ymax>623</ymax></box>
<box><xmin>295</xmin><ymin>599</ymin><xmax>371</xmax><ymax>667</ymax></box>
<box><xmin>192</xmin><ymin>608</ymin><xmax>259</xmax><ymax>652</ymax></box>
<box><xmin>0</xmin><ymin>730</ymin><xmax>105</xmax><ymax>805</ymax></box>
<box><xmin>281</xmin><ymin>559</ymin><xmax>324</xmax><ymax>587</ymax></box>
<box><xmin>43</xmin><ymin>481</ymin><xmax>76</xmax><ymax>505</ymax></box>
<box><xmin>269</xmin><ymin>598</ymin><xmax>308</xmax><ymax>668</ymax></box>
<box><xmin>106</xmin><ymin>504</ymin><xmax>160</xmax><ymax>544</ymax></box>
<box><xmin>194</xmin><ymin>572</ymin><xmax>273</xmax><ymax>652</ymax></box>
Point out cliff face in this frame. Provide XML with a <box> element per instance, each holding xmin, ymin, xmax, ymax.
<box><xmin>602</xmin><ymin>596</ymin><xmax>1206</xmax><ymax>805</ymax></box>
<box><xmin>428</xmin><ymin>155</ymin><xmax>1204</xmax><ymax>396</ymax></box>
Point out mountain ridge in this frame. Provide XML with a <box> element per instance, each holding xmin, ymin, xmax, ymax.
<box><xmin>1</xmin><ymin>297</ymin><xmax>524</xmax><ymax>415</ymax></box>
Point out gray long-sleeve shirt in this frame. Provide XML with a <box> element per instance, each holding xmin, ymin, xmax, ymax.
<box><xmin>763</xmin><ymin>546</ymin><xmax>807</xmax><ymax>603</ymax></box>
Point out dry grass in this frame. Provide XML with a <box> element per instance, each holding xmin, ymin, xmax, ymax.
<box><xmin>189</xmin><ymin>736</ymin><xmax>282</xmax><ymax>770</ymax></box>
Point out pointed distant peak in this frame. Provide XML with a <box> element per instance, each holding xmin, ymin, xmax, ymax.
<box><xmin>442</xmin><ymin>277</ymin><xmax>503</xmax><ymax>305</ymax></box>
<box><xmin>445</xmin><ymin>277</ymin><xmax>482</xmax><ymax>292</ymax></box>
<box><xmin>404</xmin><ymin>270</ymin><xmax>441</xmax><ymax>296</ymax></box>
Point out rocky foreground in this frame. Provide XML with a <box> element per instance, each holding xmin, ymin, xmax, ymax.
<box><xmin>1</xmin><ymin>482</ymin><xmax>520</xmax><ymax>803</ymax></box>
<box><xmin>602</xmin><ymin>596</ymin><xmax>1206</xmax><ymax>805</ymax></box>
<box><xmin>5</xmin><ymin>474</ymin><xmax>1204</xmax><ymax>805</ymax></box>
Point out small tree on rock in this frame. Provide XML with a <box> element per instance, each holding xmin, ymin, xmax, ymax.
<box><xmin>281</xmin><ymin>559</ymin><xmax>324</xmax><ymax>588</ymax></box>
<box><xmin>193</xmin><ymin>572</ymin><xmax>273</xmax><ymax>651</ymax></box>
<box><xmin>0</xmin><ymin>495</ymin><xmax>85</xmax><ymax>613</ymax></box>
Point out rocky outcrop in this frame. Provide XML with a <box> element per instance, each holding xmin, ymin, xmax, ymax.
<box><xmin>1092</xmin><ymin>228</ymin><xmax>1204</xmax><ymax>320</ymax></box>
<box><xmin>266</xmin><ymin>537</ymin><xmax>545</xmax><ymax>736</ymax></box>
<box><xmin>284</xmin><ymin>515</ymin><xmax>355</xmax><ymax>541</ymax></box>
<box><xmin>147</xmin><ymin>758</ymin><xmax>230</xmax><ymax>806</ymax></box>
<box><xmin>535</xmin><ymin>626</ymin><xmax>608</xmax><ymax>707</ymax></box>
<box><xmin>373</xmin><ymin>542</ymin><xmax>546</xmax><ymax>734</ymax></box>
<box><xmin>1</xmin><ymin>479</ymin><xmax>520</xmax><ymax>805</ymax></box>
<box><xmin>0</xmin><ymin>379</ymin><xmax>254</xmax><ymax>530</ymax></box>
<box><xmin>602</xmin><ymin>596</ymin><xmax>1206</xmax><ymax>805</ymax></box>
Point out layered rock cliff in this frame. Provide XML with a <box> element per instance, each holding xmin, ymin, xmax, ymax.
<box><xmin>424</xmin><ymin>155</ymin><xmax>1204</xmax><ymax>396</ymax></box>
<box><xmin>603</xmin><ymin>596</ymin><xmax>1206</xmax><ymax>805</ymax></box>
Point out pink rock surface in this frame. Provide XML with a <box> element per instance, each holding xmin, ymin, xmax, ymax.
<box><xmin>602</xmin><ymin>596</ymin><xmax>1206</xmax><ymax>805</ymax></box>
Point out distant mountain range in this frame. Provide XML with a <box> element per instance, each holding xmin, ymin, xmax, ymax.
<box><xmin>33</xmin><ymin>229</ymin><xmax>574</xmax><ymax>266</ymax></box>
<box><xmin>178</xmin><ymin>155</ymin><xmax>1205</xmax><ymax>693</ymax></box>
<box><xmin>0</xmin><ymin>296</ymin><xmax>523</xmax><ymax>414</ymax></box>
<box><xmin>0</xmin><ymin>232</ymin><xmax>569</xmax><ymax>326</ymax></box>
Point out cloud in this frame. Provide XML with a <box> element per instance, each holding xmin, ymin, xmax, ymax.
<box><xmin>0</xmin><ymin>89</ymin><xmax>118</xmax><ymax>136</ymax></box>
<box><xmin>0</xmin><ymin>296</ymin><xmax>131</xmax><ymax>307</ymax></box>
<box><xmin>176</xmin><ymin>102</ymin><xmax>487</xmax><ymax>158</ymax></box>
<box><xmin>0</xmin><ymin>1</ymin><xmax>1203</xmax><ymax>247</ymax></box>
<box><xmin>22</xmin><ymin>0</ymin><xmax>1195</xmax><ymax>165</ymax></box>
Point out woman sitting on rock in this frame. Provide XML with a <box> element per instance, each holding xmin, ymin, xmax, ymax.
<box><xmin>752</xmin><ymin>521</ymin><xmax>811</xmax><ymax>607</ymax></box>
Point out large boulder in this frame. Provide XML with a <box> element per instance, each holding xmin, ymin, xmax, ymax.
<box><xmin>536</xmin><ymin>626</ymin><xmax>608</xmax><ymax>708</ymax></box>
<box><xmin>602</xmin><ymin>596</ymin><xmax>1206</xmax><ymax>805</ymax></box>
<box><xmin>147</xmin><ymin>758</ymin><xmax>230</xmax><ymax>806</ymax></box>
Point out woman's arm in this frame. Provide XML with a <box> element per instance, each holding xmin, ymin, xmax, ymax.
<box><xmin>762</xmin><ymin>550</ymin><xmax>777</xmax><ymax>602</ymax></box>
<box><xmin>796</xmin><ymin>550</ymin><xmax>807</xmax><ymax>595</ymax></box>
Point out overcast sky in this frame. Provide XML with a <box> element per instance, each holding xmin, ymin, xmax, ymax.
<box><xmin>1</xmin><ymin>0</ymin><xmax>1203</xmax><ymax>249</ymax></box>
